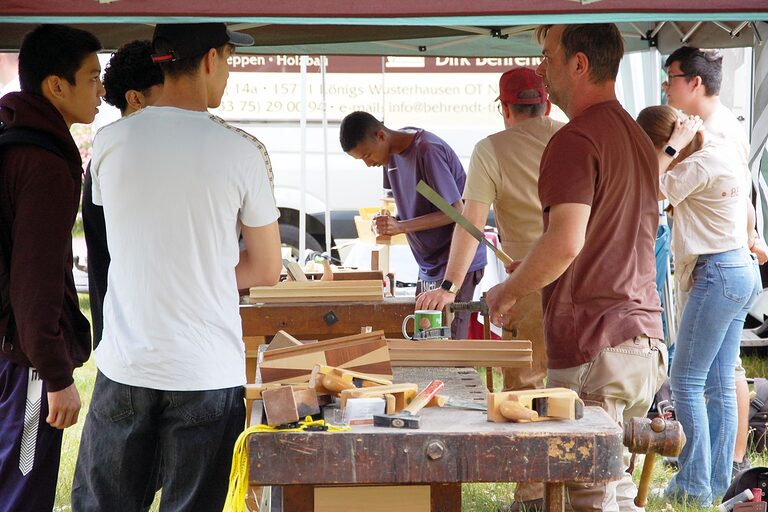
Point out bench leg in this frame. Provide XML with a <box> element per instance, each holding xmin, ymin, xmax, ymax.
<box><xmin>430</xmin><ymin>483</ymin><xmax>461</xmax><ymax>512</ymax></box>
<box><xmin>283</xmin><ymin>485</ymin><xmax>313</xmax><ymax>512</ymax></box>
<box><xmin>544</xmin><ymin>482</ymin><xmax>565</xmax><ymax>512</ymax></box>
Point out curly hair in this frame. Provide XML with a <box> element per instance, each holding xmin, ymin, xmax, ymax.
<box><xmin>103</xmin><ymin>40</ymin><xmax>164</xmax><ymax>113</ymax></box>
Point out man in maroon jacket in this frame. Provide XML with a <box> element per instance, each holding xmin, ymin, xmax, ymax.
<box><xmin>0</xmin><ymin>24</ymin><xmax>103</xmax><ymax>512</ymax></box>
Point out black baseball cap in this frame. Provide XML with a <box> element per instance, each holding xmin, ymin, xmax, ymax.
<box><xmin>151</xmin><ymin>23</ymin><xmax>254</xmax><ymax>63</ymax></box>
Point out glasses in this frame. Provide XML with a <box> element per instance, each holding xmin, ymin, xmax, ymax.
<box><xmin>496</xmin><ymin>101</ymin><xmax>504</xmax><ymax>116</ymax></box>
<box><xmin>663</xmin><ymin>73</ymin><xmax>692</xmax><ymax>85</ymax></box>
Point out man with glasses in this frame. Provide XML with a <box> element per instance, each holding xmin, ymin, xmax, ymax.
<box><xmin>662</xmin><ymin>45</ymin><xmax>767</xmax><ymax>483</ymax></box>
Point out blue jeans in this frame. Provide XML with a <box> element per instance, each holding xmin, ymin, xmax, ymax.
<box><xmin>665</xmin><ymin>249</ymin><xmax>760</xmax><ymax>505</ymax></box>
<box><xmin>71</xmin><ymin>371</ymin><xmax>245</xmax><ymax>512</ymax></box>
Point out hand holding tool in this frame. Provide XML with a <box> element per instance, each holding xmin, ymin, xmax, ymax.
<box><xmin>373</xmin><ymin>379</ymin><xmax>444</xmax><ymax>429</ymax></box>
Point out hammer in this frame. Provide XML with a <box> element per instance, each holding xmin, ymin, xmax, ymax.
<box><xmin>373</xmin><ymin>380</ymin><xmax>445</xmax><ymax>429</ymax></box>
<box><xmin>623</xmin><ymin>416</ymin><xmax>686</xmax><ymax>507</ymax></box>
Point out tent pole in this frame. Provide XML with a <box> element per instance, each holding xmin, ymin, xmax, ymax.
<box><xmin>299</xmin><ymin>55</ymin><xmax>307</xmax><ymax>260</ymax></box>
<box><xmin>321</xmin><ymin>56</ymin><xmax>331</xmax><ymax>255</ymax></box>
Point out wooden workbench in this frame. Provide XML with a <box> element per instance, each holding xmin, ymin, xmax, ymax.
<box><xmin>240</xmin><ymin>296</ymin><xmax>415</xmax><ymax>341</ymax></box>
<box><xmin>247</xmin><ymin>368</ymin><xmax>624</xmax><ymax>511</ymax></box>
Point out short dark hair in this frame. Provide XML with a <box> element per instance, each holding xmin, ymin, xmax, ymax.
<box><xmin>18</xmin><ymin>24</ymin><xmax>102</xmax><ymax>96</ymax></box>
<box><xmin>536</xmin><ymin>24</ymin><xmax>624</xmax><ymax>84</ymax></box>
<box><xmin>339</xmin><ymin>111</ymin><xmax>384</xmax><ymax>152</ymax></box>
<box><xmin>103</xmin><ymin>40</ymin><xmax>164</xmax><ymax>113</ymax></box>
<box><xmin>508</xmin><ymin>90</ymin><xmax>547</xmax><ymax>117</ymax></box>
<box><xmin>153</xmin><ymin>38</ymin><xmax>228</xmax><ymax>78</ymax></box>
<box><xmin>664</xmin><ymin>47</ymin><xmax>722</xmax><ymax>96</ymax></box>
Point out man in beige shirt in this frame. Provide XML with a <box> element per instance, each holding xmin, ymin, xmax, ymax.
<box><xmin>416</xmin><ymin>67</ymin><xmax>563</xmax><ymax>509</ymax></box>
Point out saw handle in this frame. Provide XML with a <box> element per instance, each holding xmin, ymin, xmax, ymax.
<box><xmin>404</xmin><ymin>380</ymin><xmax>445</xmax><ymax>415</ymax></box>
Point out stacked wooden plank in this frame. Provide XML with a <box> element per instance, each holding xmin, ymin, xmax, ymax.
<box><xmin>249</xmin><ymin>280</ymin><xmax>383</xmax><ymax>303</ymax></box>
<box><xmin>386</xmin><ymin>339</ymin><xmax>532</xmax><ymax>368</ymax></box>
<box><xmin>260</xmin><ymin>330</ymin><xmax>393</xmax><ymax>385</ymax></box>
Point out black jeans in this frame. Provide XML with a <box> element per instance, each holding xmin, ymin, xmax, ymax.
<box><xmin>72</xmin><ymin>371</ymin><xmax>245</xmax><ymax>512</ymax></box>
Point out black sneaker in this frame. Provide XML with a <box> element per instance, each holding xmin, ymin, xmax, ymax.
<box><xmin>732</xmin><ymin>456</ymin><xmax>751</xmax><ymax>479</ymax></box>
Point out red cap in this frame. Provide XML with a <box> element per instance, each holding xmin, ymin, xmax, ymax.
<box><xmin>496</xmin><ymin>67</ymin><xmax>547</xmax><ymax>105</ymax></box>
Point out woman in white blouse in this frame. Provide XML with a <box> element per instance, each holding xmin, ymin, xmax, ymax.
<box><xmin>637</xmin><ymin>105</ymin><xmax>761</xmax><ymax>506</ymax></box>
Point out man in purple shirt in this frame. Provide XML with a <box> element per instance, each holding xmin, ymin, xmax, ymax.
<box><xmin>340</xmin><ymin>111</ymin><xmax>486</xmax><ymax>338</ymax></box>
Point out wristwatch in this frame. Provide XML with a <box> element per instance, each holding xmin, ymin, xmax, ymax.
<box><xmin>440</xmin><ymin>279</ymin><xmax>460</xmax><ymax>294</ymax></box>
<box><xmin>664</xmin><ymin>145</ymin><xmax>678</xmax><ymax>158</ymax></box>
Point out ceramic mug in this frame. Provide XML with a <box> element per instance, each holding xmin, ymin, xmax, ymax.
<box><xmin>401</xmin><ymin>310</ymin><xmax>443</xmax><ymax>339</ymax></box>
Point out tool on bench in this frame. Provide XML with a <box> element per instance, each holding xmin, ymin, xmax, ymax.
<box><xmin>624</xmin><ymin>416</ymin><xmax>686</xmax><ymax>507</ymax></box>
<box><xmin>309</xmin><ymin>365</ymin><xmax>393</xmax><ymax>395</ymax></box>
<box><xmin>374</xmin><ymin>379</ymin><xmax>445</xmax><ymax>429</ymax></box>
<box><xmin>341</xmin><ymin>383</ymin><xmax>419</xmax><ymax>414</ymax></box>
<box><xmin>487</xmin><ymin>388</ymin><xmax>584</xmax><ymax>422</ymax></box>
<box><xmin>416</xmin><ymin>180</ymin><xmax>514</xmax><ymax>266</ymax></box>
<box><xmin>428</xmin><ymin>394</ymin><xmax>487</xmax><ymax>411</ymax></box>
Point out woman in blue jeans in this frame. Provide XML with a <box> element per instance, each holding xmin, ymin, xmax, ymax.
<box><xmin>638</xmin><ymin>106</ymin><xmax>761</xmax><ymax>505</ymax></box>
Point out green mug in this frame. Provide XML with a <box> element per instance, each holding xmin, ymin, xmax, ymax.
<box><xmin>402</xmin><ymin>310</ymin><xmax>443</xmax><ymax>339</ymax></box>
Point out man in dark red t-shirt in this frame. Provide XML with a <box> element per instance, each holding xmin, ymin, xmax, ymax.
<box><xmin>487</xmin><ymin>24</ymin><xmax>666</xmax><ymax>512</ymax></box>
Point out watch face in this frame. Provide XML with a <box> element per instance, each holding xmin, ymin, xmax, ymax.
<box><xmin>665</xmin><ymin>145</ymin><xmax>677</xmax><ymax>157</ymax></box>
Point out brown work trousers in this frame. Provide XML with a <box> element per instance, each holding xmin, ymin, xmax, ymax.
<box><xmin>546</xmin><ymin>336</ymin><xmax>668</xmax><ymax>511</ymax></box>
<box><xmin>502</xmin><ymin>291</ymin><xmax>549</xmax><ymax>504</ymax></box>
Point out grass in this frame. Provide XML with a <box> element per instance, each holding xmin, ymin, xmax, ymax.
<box><xmin>54</xmin><ymin>298</ymin><xmax>768</xmax><ymax>511</ymax></box>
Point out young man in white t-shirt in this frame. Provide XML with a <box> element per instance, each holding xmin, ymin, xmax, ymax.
<box><xmin>663</xmin><ymin>46</ymin><xmax>766</xmax><ymax>479</ymax></box>
<box><xmin>72</xmin><ymin>23</ymin><xmax>282</xmax><ymax>510</ymax></box>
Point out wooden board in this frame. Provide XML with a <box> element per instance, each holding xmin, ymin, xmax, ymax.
<box><xmin>260</xmin><ymin>331</ymin><xmax>393</xmax><ymax>385</ymax></box>
<box><xmin>315</xmin><ymin>486</ymin><xmax>430</xmax><ymax>512</ymax></box>
<box><xmin>386</xmin><ymin>339</ymin><xmax>532</xmax><ymax>367</ymax></box>
<box><xmin>267</xmin><ymin>330</ymin><xmax>302</xmax><ymax>351</ymax></box>
<box><xmin>240</xmin><ymin>297</ymin><xmax>414</xmax><ymax>340</ymax></box>
<box><xmin>249</xmin><ymin>280</ymin><xmax>383</xmax><ymax>303</ymax></box>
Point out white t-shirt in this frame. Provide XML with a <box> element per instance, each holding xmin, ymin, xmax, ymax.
<box><xmin>91</xmin><ymin>106</ymin><xmax>279</xmax><ymax>390</ymax></box>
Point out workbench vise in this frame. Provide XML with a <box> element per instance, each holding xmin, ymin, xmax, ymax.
<box><xmin>450</xmin><ymin>298</ymin><xmax>489</xmax><ymax>317</ymax></box>
<box><xmin>624</xmin><ymin>416</ymin><xmax>686</xmax><ymax>507</ymax></box>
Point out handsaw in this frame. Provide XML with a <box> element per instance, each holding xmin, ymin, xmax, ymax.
<box><xmin>416</xmin><ymin>180</ymin><xmax>514</xmax><ymax>266</ymax></box>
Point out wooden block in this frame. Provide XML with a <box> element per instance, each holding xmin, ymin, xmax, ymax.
<box><xmin>293</xmin><ymin>388</ymin><xmax>321</xmax><ymax>419</ymax></box>
<box><xmin>267</xmin><ymin>330</ymin><xmax>302</xmax><ymax>351</ymax></box>
<box><xmin>314</xmin><ymin>485</ymin><xmax>430</xmax><ymax>512</ymax></box>
<box><xmin>262</xmin><ymin>386</ymin><xmax>299</xmax><ymax>426</ymax></box>
<box><xmin>283</xmin><ymin>259</ymin><xmax>308</xmax><ymax>281</ymax></box>
<box><xmin>260</xmin><ymin>331</ymin><xmax>392</xmax><ymax>385</ymax></box>
<box><xmin>371</xmin><ymin>244</ymin><xmax>390</xmax><ymax>274</ymax></box>
<box><xmin>386</xmin><ymin>339</ymin><xmax>532</xmax><ymax>367</ymax></box>
<box><xmin>487</xmin><ymin>388</ymin><xmax>583</xmax><ymax>423</ymax></box>
<box><xmin>250</xmin><ymin>280</ymin><xmax>384</xmax><ymax>303</ymax></box>
<box><xmin>340</xmin><ymin>383</ymin><xmax>419</xmax><ymax>413</ymax></box>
